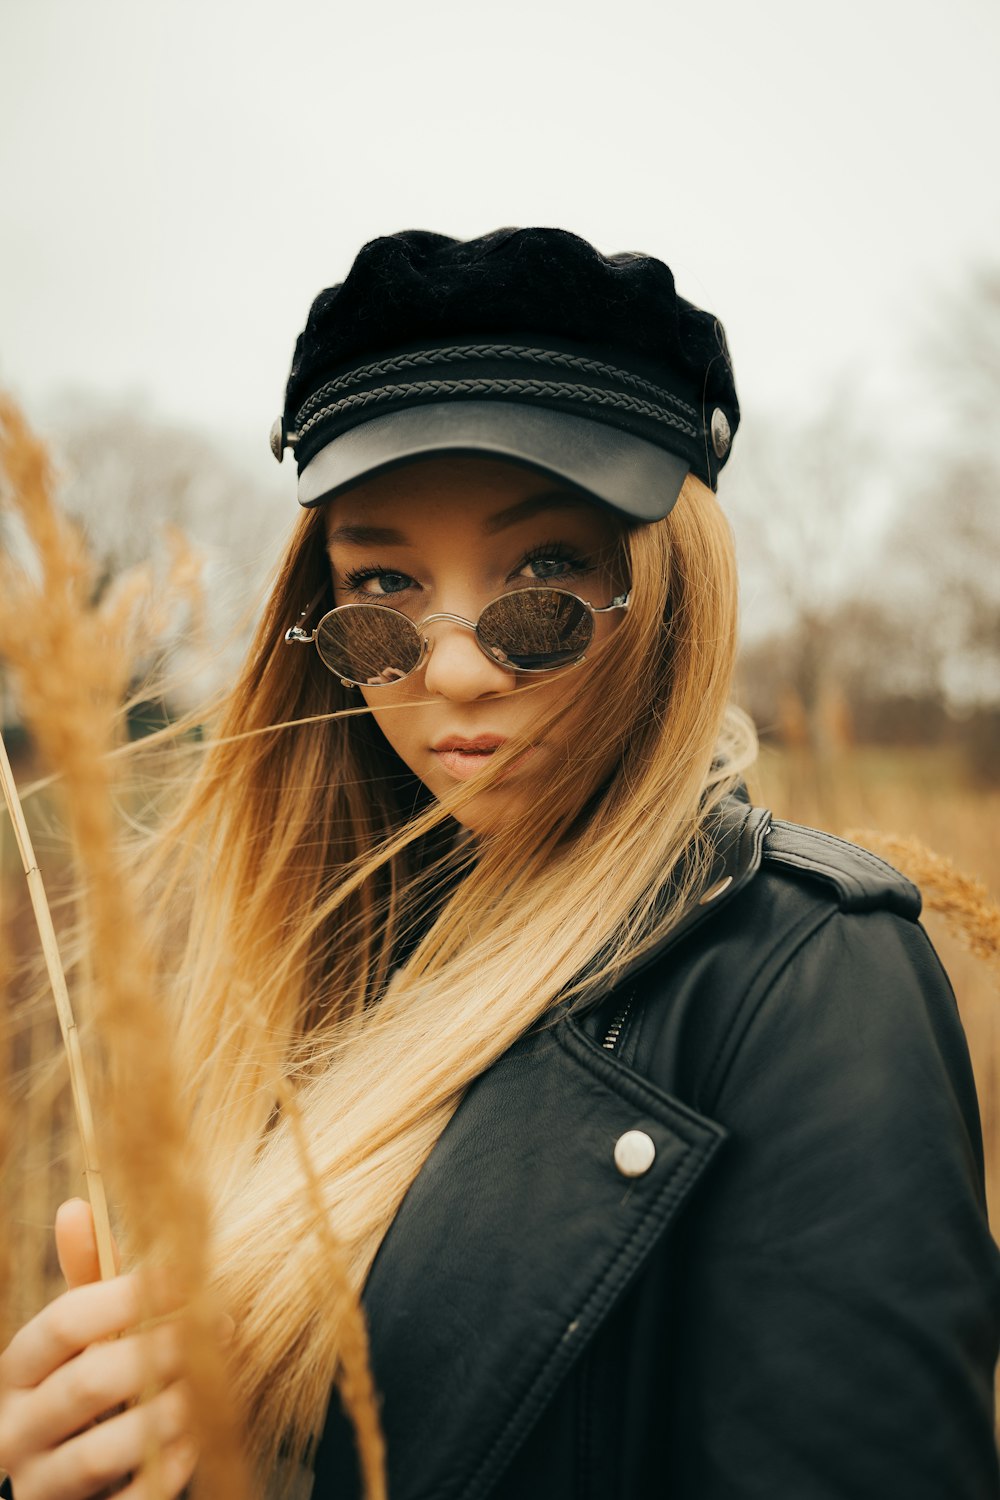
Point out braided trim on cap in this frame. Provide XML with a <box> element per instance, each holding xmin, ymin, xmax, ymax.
<box><xmin>296</xmin><ymin>377</ymin><xmax>701</xmax><ymax>444</ymax></box>
<box><xmin>292</xmin><ymin>343</ymin><xmax>700</xmax><ymax>430</ymax></box>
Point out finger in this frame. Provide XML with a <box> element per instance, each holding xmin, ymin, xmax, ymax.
<box><xmin>111</xmin><ymin>1432</ymin><xmax>199</xmax><ymax>1500</ymax></box>
<box><xmin>21</xmin><ymin>1381</ymin><xmax>191</xmax><ymax>1500</ymax></box>
<box><xmin>0</xmin><ymin>1274</ymin><xmax>183</xmax><ymax>1391</ymax></box>
<box><xmin>56</xmin><ymin>1201</ymin><xmax>120</xmax><ymax>1291</ymax></box>
<box><xmin>15</xmin><ymin>1320</ymin><xmax>185</xmax><ymax>1456</ymax></box>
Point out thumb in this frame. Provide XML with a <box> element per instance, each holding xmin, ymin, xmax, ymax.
<box><xmin>55</xmin><ymin>1198</ymin><xmax>120</xmax><ymax>1288</ymax></box>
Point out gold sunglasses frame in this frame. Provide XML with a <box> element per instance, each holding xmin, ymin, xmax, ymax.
<box><xmin>284</xmin><ymin>584</ymin><xmax>630</xmax><ymax>688</ymax></box>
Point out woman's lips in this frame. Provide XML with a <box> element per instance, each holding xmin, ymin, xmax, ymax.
<box><xmin>430</xmin><ymin>736</ymin><xmax>536</xmax><ymax>783</ymax></box>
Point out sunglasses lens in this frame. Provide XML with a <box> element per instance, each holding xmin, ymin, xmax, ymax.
<box><xmin>477</xmin><ymin>588</ymin><xmax>593</xmax><ymax>670</ymax></box>
<box><xmin>315</xmin><ymin>606</ymin><xmax>422</xmax><ymax>686</ymax></box>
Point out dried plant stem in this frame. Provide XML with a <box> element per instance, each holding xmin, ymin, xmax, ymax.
<box><xmin>845</xmin><ymin>827</ymin><xmax>1000</xmax><ymax>976</ymax></box>
<box><xmin>0</xmin><ymin>824</ymin><xmax>12</xmax><ymax>1343</ymax></box>
<box><xmin>0</xmin><ymin>395</ymin><xmax>253</xmax><ymax>1497</ymax></box>
<box><xmin>0</xmin><ymin>729</ymin><xmax>116</xmax><ymax>1278</ymax></box>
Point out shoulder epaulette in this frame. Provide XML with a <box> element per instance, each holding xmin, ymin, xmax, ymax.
<box><xmin>763</xmin><ymin>819</ymin><xmax>922</xmax><ymax>919</ymax></box>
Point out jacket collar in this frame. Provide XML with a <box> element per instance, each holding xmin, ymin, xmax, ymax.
<box><xmin>313</xmin><ymin>1015</ymin><xmax>726</xmax><ymax>1499</ymax></box>
<box><xmin>312</xmin><ymin>796</ymin><xmax>768</xmax><ymax>1499</ymax></box>
<box><xmin>567</xmin><ymin>795</ymin><xmax>771</xmax><ymax>1020</ymax></box>
<box><xmin>607</xmin><ymin>796</ymin><xmax>771</xmax><ymax>993</ymax></box>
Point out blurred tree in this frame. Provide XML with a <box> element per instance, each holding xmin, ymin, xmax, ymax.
<box><xmin>45</xmin><ymin>393</ymin><xmax>286</xmax><ymax>588</ymax></box>
<box><xmin>922</xmin><ymin>264</ymin><xmax>1000</xmax><ymax>451</ymax></box>
<box><xmin>732</xmin><ymin>262</ymin><xmax>1000</xmax><ymax>761</ymax></box>
<box><xmin>3</xmin><ymin>394</ymin><xmax>289</xmax><ymax>721</ymax></box>
<box><xmin>883</xmin><ymin>264</ymin><xmax>1000</xmax><ymax>714</ymax></box>
<box><xmin>728</xmin><ymin>384</ymin><xmax>891</xmax><ymax>750</ymax></box>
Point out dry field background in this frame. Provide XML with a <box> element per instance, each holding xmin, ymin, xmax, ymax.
<box><xmin>2</xmin><ymin>739</ymin><xmax>997</xmax><ymax>1331</ymax></box>
<box><xmin>750</xmin><ymin>744</ymin><xmax>1000</xmax><ymax>1230</ymax></box>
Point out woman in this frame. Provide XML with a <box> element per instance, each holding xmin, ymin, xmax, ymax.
<box><xmin>1</xmin><ymin>227</ymin><xmax>997</xmax><ymax>1499</ymax></box>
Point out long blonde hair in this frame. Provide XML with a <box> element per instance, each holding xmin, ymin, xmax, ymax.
<box><xmin>139</xmin><ymin>471</ymin><xmax>755</xmax><ymax>1477</ymax></box>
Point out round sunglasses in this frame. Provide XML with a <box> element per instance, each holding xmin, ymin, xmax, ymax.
<box><xmin>284</xmin><ymin>584</ymin><xmax>630</xmax><ymax>688</ymax></box>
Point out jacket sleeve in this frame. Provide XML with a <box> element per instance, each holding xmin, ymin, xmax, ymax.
<box><xmin>667</xmin><ymin>906</ymin><xmax>1000</xmax><ymax>1499</ymax></box>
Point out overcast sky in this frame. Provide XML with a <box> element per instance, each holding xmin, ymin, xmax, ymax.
<box><xmin>2</xmin><ymin>0</ymin><xmax>998</xmax><ymax>497</ymax></box>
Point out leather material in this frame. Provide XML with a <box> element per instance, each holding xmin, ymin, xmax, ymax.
<box><xmin>763</xmin><ymin>817</ymin><xmax>922</xmax><ymax>915</ymax></box>
<box><xmin>296</xmin><ymin>399</ymin><xmax>691</xmax><ymax>520</ymax></box>
<box><xmin>317</xmin><ymin>1021</ymin><xmax>725</xmax><ymax>1500</ymax></box>
<box><xmin>312</xmin><ymin>803</ymin><xmax>1000</xmax><ymax>1499</ymax></box>
<box><xmin>281</xmin><ymin>229</ymin><xmax>740</xmax><ymax>493</ymax></box>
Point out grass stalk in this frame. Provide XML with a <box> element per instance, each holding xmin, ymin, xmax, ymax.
<box><xmin>0</xmin><ymin>729</ymin><xmax>116</xmax><ymax>1278</ymax></box>
<box><xmin>0</xmin><ymin>394</ymin><xmax>252</xmax><ymax>1497</ymax></box>
<box><xmin>846</xmin><ymin>828</ymin><xmax>1000</xmax><ymax>976</ymax></box>
<box><xmin>0</xmin><ymin>839</ymin><xmax>11</xmax><ymax>1349</ymax></box>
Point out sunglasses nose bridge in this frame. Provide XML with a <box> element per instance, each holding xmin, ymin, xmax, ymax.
<box><xmin>419</xmin><ymin>610</ymin><xmax>479</xmax><ymax>632</ymax></box>
<box><xmin>418</xmin><ymin>610</ymin><xmax>482</xmax><ymax>668</ymax></box>
<box><xmin>418</xmin><ymin>609</ymin><xmax>515</xmax><ymax>681</ymax></box>
<box><xmin>412</xmin><ymin>610</ymin><xmax>523</xmax><ymax>702</ymax></box>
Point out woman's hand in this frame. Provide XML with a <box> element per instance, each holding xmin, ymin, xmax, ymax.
<box><xmin>0</xmin><ymin>1200</ymin><xmax>197</xmax><ymax>1500</ymax></box>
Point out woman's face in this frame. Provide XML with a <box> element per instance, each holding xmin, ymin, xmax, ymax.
<box><xmin>324</xmin><ymin>456</ymin><xmax>628</xmax><ymax>834</ymax></box>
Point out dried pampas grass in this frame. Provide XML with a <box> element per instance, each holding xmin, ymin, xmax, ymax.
<box><xmin>0</xmin><ymin>395</ymin><xmax>249</xmax><ymax>1498</ymax></box>
<box><xmin>0</xmin><ymin>727</ymin><xmax>116</xmax><ymax>1279</ymax></box>
<box><xmin>0</xmin><ymin>394</ymin><xmax>387</xmax><ymax>1499</ymax></box>
<box><xmin>0</xmin><ymin>866</ymin><xmax>12</xmax><ymax>1347</ymax></box>
<box><xmin>845</xmin><ymin>828</ymin><xmax>1000</xmax><ymax>977</ymax></box>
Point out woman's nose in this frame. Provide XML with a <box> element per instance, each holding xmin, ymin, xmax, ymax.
<box><xmin>420</xmin><ymin>619</ymin><xmax>514</xmax><ymax>701</ymax></box>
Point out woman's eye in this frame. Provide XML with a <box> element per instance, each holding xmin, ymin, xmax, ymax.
<box><xmin>341</xmin><ymin>567</ymin><xmax>415</xmax><ymax>597</ymax></box>
<box><xmin>525</xmin><ymin>557</ymin><xmax>570</xmax><ymax>580</ymax></box>
<box><xmin>515</xmin><ymin>547</ymin><xmax>593</xmax><ymax>583</ymax></box>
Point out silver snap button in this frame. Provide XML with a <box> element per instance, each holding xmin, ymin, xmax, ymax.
<box><xmin>711</xmin><ymin>407</ymin><xmax>731</xmax><ymax>459</ymax></box>
<box><xmin>270</xmin><ymin>415</ymin><xmax>285</xmax><ymax>463</ymax></box>
<box><xmin>698</xmin><ymin>874</ymin><xmax>733</xmax><ymax>905</ymax></box>
<box><xmin>614</xmin><ymin>1130</ymin><xmax>656</xmax><ymax>1178</ymax></box>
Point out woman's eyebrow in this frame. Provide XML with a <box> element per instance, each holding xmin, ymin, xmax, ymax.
<box><xmin>484</xmin><ymin>492</ymin><xmax>589</xmax><ymax>533</ymax></box>
<box><xmin>326</xmin><ymin>493</ymin><xmax>586</xmax><ymax>550</ymax></box>
<box><xmin>326</xmin><ymin>523</ymin><xmax>409</xmax><ymax>548</ymax></box>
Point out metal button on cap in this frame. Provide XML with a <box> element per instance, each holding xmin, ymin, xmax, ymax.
<box><xmin>270</xmin><ymin>415</ymin><xmax>285</xmax><ymax>463</ymax></box>
<box><xmin>614</xmin><ymin>1129</ymin><xmax>656</xmax><ymax>1178</ymax></box>
<box><xmin>711</xmin><ymin>407</ymin><xmax>731</xmax><ymax>459</ymax></box>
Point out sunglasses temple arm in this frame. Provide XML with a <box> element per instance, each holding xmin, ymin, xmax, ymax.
<box><xmin>284</xmin><ymin>583</ymin><xmax>330</xmax><ymax>645</ymax></box>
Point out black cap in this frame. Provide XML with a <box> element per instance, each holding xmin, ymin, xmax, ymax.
<box><xmin>275</xmin><ymin>227</ymin><xmax>739</xmax><ymax>521</ymax></box>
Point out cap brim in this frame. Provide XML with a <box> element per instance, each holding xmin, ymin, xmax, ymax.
<box><xmin>296</xmin><ymin>401</ymin><xmax>689</xmax><ymax>521</ymax></box>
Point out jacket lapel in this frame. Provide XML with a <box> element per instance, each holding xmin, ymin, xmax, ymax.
<box><xmin>313</xmin><ymin>1013</ymin><xmax>726</xmax><ymax>1500</ymax></box>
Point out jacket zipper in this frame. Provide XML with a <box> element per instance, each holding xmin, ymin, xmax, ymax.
<box><xmin>601</xmin><ymin>994</ymin><xmax>635</xmax><ymax>1053</ymax></box>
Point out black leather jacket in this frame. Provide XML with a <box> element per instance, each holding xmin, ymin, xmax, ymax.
<box><xmin>313</xmin><ymin>802</ymin><xmax>1000</xmax><ymax>1500</ymax></box>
